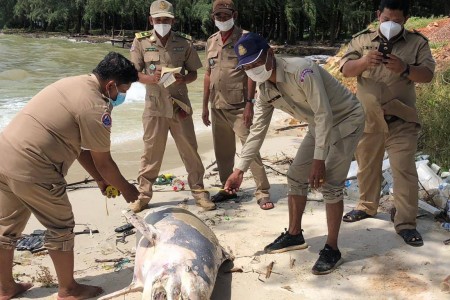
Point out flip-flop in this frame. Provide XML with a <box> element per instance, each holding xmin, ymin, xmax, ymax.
<box><xmin>398</xmin><ymin>229</ymin><xmax>424</xmax><ymax>247</ymax></box>
<box><xmin>342</xmin><ymin>210</ymin><xmax>373</xmax><ymax>222</ymax></box>
<box><xmin>257</xmin><ymin>197</ymin><xmax>274</xmax><ymax>210</ymax></box>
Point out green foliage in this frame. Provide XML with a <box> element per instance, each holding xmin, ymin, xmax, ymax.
<box><xmin>429</xmin><ymin>41</ymin><xmax>449</xmax><ymax>49</ymax></box>
<box><xmin>417</xmin><ymin>67</ymin><xmax>450</xmax><ymax>169</ymax></box>
<box><xmin>405</xmin><ymin>16</ymin><xmax>447</xmax><ymax>30</ymax></box>
<box><xmin>1</xmin><ymin>1</ymin><xmax>449</xmax><ymax>42</ymax></box>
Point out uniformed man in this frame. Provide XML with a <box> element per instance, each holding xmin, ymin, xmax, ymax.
<box><xmin>129</xmin><ymin>0</ymin><xmax>215</xmax><ymax>213</ymax></box>
<box><xmin>202</xmin><ymin>0</ymin><xmax>272</xmax><ymax>209</ymax></box>
<box><xmin>224</xmin><ymin>33</ymin><xmax>365</xmax><ymax>275</ymax></box>
<box><xmin>340</xmin><ymin>0</ymin><xmax>435</xmax><ymax>247</ymax></box>
<box><xmin>0</xmin><ymin>52</ymin><xmax>139</xmax><ymax>299</ymax></box>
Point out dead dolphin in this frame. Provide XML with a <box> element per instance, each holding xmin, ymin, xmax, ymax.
<box><xmin>99</xmin><ymin>206</ymin><xmax>232</xmax><ymax>300</ymax></box>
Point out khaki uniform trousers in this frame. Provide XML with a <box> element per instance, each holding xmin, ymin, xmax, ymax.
<box><xmin>287</xmin><ymin>125</ymin><xmax>363</xmax><ymax>203</ymax></box>
<box><xmin>355</xmin><ymin>119</ymin><xmax>420</xmax><ymax>232</ymax></box>
<box><xmin>0</xmin><ymin>174</ymin><xmax>75</xmax><ymax>251</ymax></box>
<box><xmin>211</xmin><ymin>108</ymin><xmax>270</xmax><ymax>199</ymax></box>
<box><xmin>137</xmin><ymin>114</ymin><xmax>206</xmax><ymax>204</ymax></box>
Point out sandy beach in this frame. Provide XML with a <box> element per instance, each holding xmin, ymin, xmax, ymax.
<box><xmin>12</xmin><ymin>115</ymin><xmax>450</xmax><ymax>300</ymax></box>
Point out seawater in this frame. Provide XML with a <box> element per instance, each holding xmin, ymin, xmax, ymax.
<box><xmin>0</xmin><ymin>34</ymin><xmax>208</xmax><ymax>145</ymax></box>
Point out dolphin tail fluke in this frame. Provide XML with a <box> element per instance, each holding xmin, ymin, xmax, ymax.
<box><xmin>98</xmin><ymin>283</ymin><xmax>143</xmax><ymax>300</ymax></box>
<box><xmin>122</xmin><ymin>209</ymin><xmax>160</xmax><ymax>245</ymax></box>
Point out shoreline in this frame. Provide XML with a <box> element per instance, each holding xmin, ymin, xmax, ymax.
<box><xmin>65</xmin><ymin>110</ymin><xmax>300</xmax><ymax>185</ymax></box>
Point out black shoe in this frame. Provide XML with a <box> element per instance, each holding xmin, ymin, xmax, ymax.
<box><xmin>264</xmin><ymin>229</ymin><xmax>308</xmax><ymax>254</ymax></box>
<box><xmin>311</xmin><ymin>244</ymin><xmax>343</xmax><ymax>275</ymax></box>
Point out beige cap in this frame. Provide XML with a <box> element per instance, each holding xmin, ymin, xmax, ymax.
<box><xmin>213</xmin><ymin>0</ymin><xmax>235</xmax><ymax>14</ymax></box>
<box><xmin>150</xmin><ymin>0</ymin><xmax>174</xmax><ymax>18</ymax></box>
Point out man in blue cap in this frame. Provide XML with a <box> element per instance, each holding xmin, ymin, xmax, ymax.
<box><xmin>224</xmin><ymin>33</ymin><xmax>365</xmax><ymax>274</ymax></box>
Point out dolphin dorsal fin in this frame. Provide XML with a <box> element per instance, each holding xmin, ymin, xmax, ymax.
<box><xmin>122</xmin><ymin>210</ymin><xmax>159</xmax><ymax>245</ymax></box>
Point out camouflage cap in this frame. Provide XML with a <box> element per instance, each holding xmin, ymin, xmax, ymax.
<box><xmin>213</xmin><ymin>0</ymin><xmax>235</xmax><ymax>14</ymax></box>
<box><xmin>150</xmin><ymin>0</ymin><xmax>174</xmax><ymax>18</ymax></box>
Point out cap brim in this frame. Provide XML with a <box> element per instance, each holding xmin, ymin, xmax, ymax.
<box><xmin>151</xmin><ymin>12</ymin><xmax>174</xmax><ymax>18</ymax></box>
<box><xmin>236</xmin><ymin>49</ymin><xmax>264</xmax><ymax>69</ymax></box>
<box><xmin>213</xmin><ymin>7</ymin><xmax>235</xmax><ymax>14</ymax></box>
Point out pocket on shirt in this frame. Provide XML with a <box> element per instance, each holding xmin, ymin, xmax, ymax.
<box><xmin>144</xmin><ymin>52</ymin><xmax>160</xmax><ymax>74</ymax></box>
<box><xmin>226</xmin><ymin>82</ymin><xmax>244</xmax><ymax>104</ymax></box>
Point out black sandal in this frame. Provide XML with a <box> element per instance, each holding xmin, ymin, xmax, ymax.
<box><xmin>398</xmin><ymin>229</ymin><xmax>424</xmax><ymax>247</ymax></box>
<box><xmin>342</xmin><ymin>210</ymin><xmax>373</xmax><ymax>223</ymax></box>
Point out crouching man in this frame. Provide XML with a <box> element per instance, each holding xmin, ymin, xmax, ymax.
<box><xmin>224</xmin><ymin>33</ymin><xmax>365</xmax><ymax>274</ymax></box>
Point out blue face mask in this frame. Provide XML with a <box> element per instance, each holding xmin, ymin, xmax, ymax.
<box><xmin>111</xmin><ymin>83</ymin><xmax>126</xmax><ymax>107</ymax></box>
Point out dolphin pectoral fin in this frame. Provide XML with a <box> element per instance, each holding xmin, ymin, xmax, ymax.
<box><xmin>221</xmin><ymin>246</ymin><xmax>235</xmax><ymax>262</ymax></box>
<box><xmin>97</xmin><ymin>282</ymin><xmax>143</xmax><ymax>300</ymax></box>
<box><xmin>122</xmin><ymin>210</ymin><xmax>160</xmax><ymax>245</ymax></box>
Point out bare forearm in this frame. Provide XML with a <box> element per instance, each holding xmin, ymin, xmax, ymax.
<box><xmin>138</xmin><ymin>72</ymin><xmax>158</xmax><ymax>85</ymax></box>
<box><xmin>342</xmin><ymin>59</ymin><xmax>369</xmax><ymax>77</ymax></box>
<box><xmin>183</xmin><ymin>71</ymin><xmax>197</xmax><ymax>84</ymax></box>
<box><xmin>408</xmin><ymin>65</ymin><xmax>434</xmax><ymax>83</ymax></box>
<box><xmin>90</xmin><ymin>153</ymin><xmax>131</xmax><ymax>192</ymax></box>
<box><xmin>203</xmin><ymin>71</ymin><xmax>211</xmax><ymax>108</ymax></box>
<box><xmin>77</xmin><ymin>150</ymin><xmax>104</xmax><ymax>181</ymax></box>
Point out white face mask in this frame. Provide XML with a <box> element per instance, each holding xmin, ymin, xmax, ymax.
<box><xmin>215</xmin><ymin>18</ymin><xmax>234</xmax><ymax>32</ymax></box>
<box><xmin>245</xmin><ymin>54</ymin><xmax>272</xmax><ymax>82</ymax></box>
<box><xmin>154</xmin><ymin>24</ymin><xmax>171</xmax><ymax>37</ymax></box>
<box><xmin>379</xmin><ymin>21</ymin><xmax>402</xmax><ymax>40</ymax></box>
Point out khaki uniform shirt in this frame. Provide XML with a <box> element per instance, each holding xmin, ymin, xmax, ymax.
<box><xmin>236</xmin><ymin>57</ymin><xmax>364</xmax><ymax>171</ymax></box>
<box><xmin>0</xmin><ymin>75</ymin><xmax>111</xmax><ymax>183</ymax></box>
<box><xmin>130</xmin><ymin>30</ymin><xmax>202</xmax><ymax>118</ymax></box>
<box><xmin>340</xmin><ymin>29</ymin><xmax>435</xmax><ymax>133</ymax></box>
<box><xmin>206</xmin><ymin>26</ymin><xmax>248</xmax><ymax>109</ymax></box>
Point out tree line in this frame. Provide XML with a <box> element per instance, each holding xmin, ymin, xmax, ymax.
<box><xmin>0</xmin><ymin>0</ymin><xmax>448</xmax><ymax>44</ymax></box>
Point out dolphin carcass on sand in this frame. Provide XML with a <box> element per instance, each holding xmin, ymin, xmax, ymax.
<box><xmin>99</xmin><ymin>206</ymin><xmax>232</xmax><ymax>300</ymax></box>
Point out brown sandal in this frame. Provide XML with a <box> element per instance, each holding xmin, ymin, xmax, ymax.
<box><xmin>257</xmin><ymin>197</ymin><xmax>274</xmax><ymax>210</ymax></box>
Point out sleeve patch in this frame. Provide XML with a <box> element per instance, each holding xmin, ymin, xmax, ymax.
<box><xmin>299</xmin><ymin>69</ymin><xmax>314</xmax><ymax>83</ymax></box>
<box><xmin>101</xmin><ymin>112</ymin><xmax>112</xmax><ymax>128</ymax></box>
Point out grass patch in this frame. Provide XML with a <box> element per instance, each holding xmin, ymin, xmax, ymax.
<box><xmin>369</xmin><ymin>16</ymin><xmax>446</xmax><ymax>31</ymax></box>
<box><xmin>405</xmin><ymin>16</ymin><xmax>447</xmax><ymax>30</ymax></box>
<box><xmin>417</xmin><ymin>66</ymin><xmax>450</xmax><ymax>169</ymax></box>
<box><xmin>430</xmin><ymin>41</ymin><xmax>449</xmax><ymax>49</ymax></box>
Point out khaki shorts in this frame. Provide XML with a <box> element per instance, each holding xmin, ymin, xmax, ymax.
<box><xmin>287</xmin><ymin>125</ymin><xmax>363</xmax><ymax>204</ymax></box>
<box><xmin>0</xmin><ymin>173</ymin><xmax>75</xmax><ymax>251</ymax></box>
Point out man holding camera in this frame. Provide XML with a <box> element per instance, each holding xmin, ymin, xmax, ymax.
<box><xmin>339</xmin><ymin>0</ymin><xmax>435</xmax><ymax>246</ymax></box>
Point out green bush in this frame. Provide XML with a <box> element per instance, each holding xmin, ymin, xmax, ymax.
<box><xmin>417</xmin><ymin>66</ymin><xmax>450</xmax><ymax>169</ymax></box>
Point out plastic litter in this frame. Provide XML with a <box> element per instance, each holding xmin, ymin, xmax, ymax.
<box><xmin>442</xmin><ymin>223</ymin><xmax>450</xmax><ymax>231</ymax></box>
<box><xmin>172</xmin><ymin>178</ymin><xmax>185</xmax><ymax>191</ymax></box>
<box><xmin>344</xmin><ymin>180</ymin><xmax>359</xmax><ymax>201</ymax></box>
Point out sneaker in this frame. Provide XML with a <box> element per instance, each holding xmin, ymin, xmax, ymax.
<box><xmin>264</xmin><ymin>229</ymin><xmax>308</xmax><ymax>254</ymax></box>
<box><xmin>311</xmin><ymin>244</ymin><xmax>343</xmax><ymax>275</ymax></box>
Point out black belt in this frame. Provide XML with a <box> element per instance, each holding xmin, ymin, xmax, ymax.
<box><xmin>384</xmin><ymin>115</ymin><xmax>400</xmax><ymax>124</ymax></box>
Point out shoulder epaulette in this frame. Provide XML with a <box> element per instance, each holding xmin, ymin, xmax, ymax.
<box><xmin>352</xmin><ymin>28</ymin><xmax>372</xmax><ymax>38</ymax></box>
<box><xmin>208</xmin><ymin>31</ymin><xmax>220</xmax><ymax>40</ymax></box>
<box><xmin>412</xmin><ymin>29</ymin><xmax>429</xmax><ymax>41</ymax></box>
<box><xmin>135</xmin><ymin>31</ymin><xmax>152</xmax><ymax>39</ymax></box>
<box><xmin>175</xmin><ymin>31</ymin><xmax>192</xmax><ymax>41</ymax></box>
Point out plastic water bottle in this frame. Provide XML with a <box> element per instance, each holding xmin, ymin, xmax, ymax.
<box><xmin>442</xmin><ymin>222</ymin><xmax>450</xmax><ymax>231</ymax></box>
<box><xmin>434</xmin><ymin>183</ymin><xmax>450</xmax><ymax>209</ymax></box>
<box><xmin>172</xmin><ymin>178</ymin><xmax>185</xmax><ymax>191</ymax></box>
<box><xmin>345</xmin><ymin>180</ymin><xmax>359</xmax><ymax>201</ymax></box>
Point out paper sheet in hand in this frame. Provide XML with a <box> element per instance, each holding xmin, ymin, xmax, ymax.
<box><xmin>172</xmin><ymin>97</ymin><xmax>191</xmax><ymax>115</ymax></box>
<box><xmin>159</xmin><ymin>67</ymin><xmax>182</xmax><ymax>88</ymax></box>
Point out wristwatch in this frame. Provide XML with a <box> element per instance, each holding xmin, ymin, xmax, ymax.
<box><xmin>400</xmin><ymin>64</ymin><xmax>410</xmax><ymax>78</ymax></box>
<box><xmin>246</xmin><ymin>98</ymin><xmax>256</xmax><ymax>104</ymax></box>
